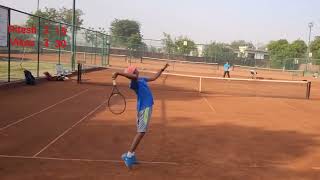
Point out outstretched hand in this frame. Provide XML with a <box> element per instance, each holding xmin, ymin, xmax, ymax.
<box><xmin>112</xmin><ymin>72</ymin><xmax>118</xmax><ymax>79</ymax></box>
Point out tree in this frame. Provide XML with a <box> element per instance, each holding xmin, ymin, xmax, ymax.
<box><xmin>161</xmin><ymin>32</ymin><xmax>176</xmax><ymax>54</ymax></box>
<box><xmin>25</xmin><ymin>7</ymin><xmax>85</xmax><ymax>48</ymax></box>
<box><xmin>174</xmin><ymin>37</ymin><xmax>197</xmax><ymax>56</ymax></box>
<box><xmin>110</xmin><ymin>19</ymin><xmax>143</xmax><ymax>49</ymax></box>
<box><xmin>289</xmin><ymin>40</ymin><xmax>307</xmax><ymax>58</ymax></box>
<box><xmin>203</xmin><ymin>42</ymin><xmax>235</xmax><ymax>63</ymax></box>
<box><xmin>267</xmin><ymin>39</ymin><xmax>311</xmax><ymax>69</ymax></box>
<box><xmin>267</xmin><ymin>39</ymin><xmax>291</xmax><ymax>68</ymax></box>
<box><xmin>231</xmin><ymin>40</ymin><xmax>254</xmax><ymax>49</ymax></box>
<box><xmin>58</xmin><ymin>7</ymin><xmax>84</xmax><ymax>26</ymax></box>
<box><xmin>127</xmin><ymin>33</ymin><xmax>143</xmax><ymax>50</ymax></box>
<box><xmin>84</xmin><ymin>27</ymin><xmax>96</xmax><ymax>47</ymax></box>
<box><xmin>149</xmin><ymin>46</ymin><xmax>159</xmax><ymax>53</ymax></box>
<box><xmin>310</xmin><ymin>36</ymin><xmax>320</xmax><ymax>60</ymax></box>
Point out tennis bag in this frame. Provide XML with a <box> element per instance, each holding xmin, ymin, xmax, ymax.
<box><xmin>24</xmin><ymin>70</ymin><xmax>36</xmax><ymax>85</ymax></box>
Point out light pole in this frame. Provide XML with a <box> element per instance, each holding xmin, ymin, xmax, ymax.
<box><xmin>37</xmin><ymin>0</ymin><xmax>39</xmax><ymax>11</ymax></box>
<box><xmin>307</xmin><ymin>22</ymin><xmax>314</xmax><ymax>72</ymax></box>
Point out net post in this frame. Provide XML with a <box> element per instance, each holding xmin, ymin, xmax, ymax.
<box><xmin>306</xmin><ymin>81</ymin><xmax>311</xmax><ymax>99</ymax></box>
<box><xmin>199</xmin><ymin>77</ymin><xmax>202</xmax><ymax>93</ymax></box>
<box><xmin>37</xmin><ymin>17</ymin><xmax>41</xmax><ymax>77</ymax></box>
<box><xmin>77</xmin><ymin>62</ymin><xmax>82</xmax><ymax>84</ymax></box>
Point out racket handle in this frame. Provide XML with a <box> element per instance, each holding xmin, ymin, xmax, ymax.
<box><xmin>112</xmin><ymin>79</ymin><xmax>116</xmax><ymax>86</ymax></box>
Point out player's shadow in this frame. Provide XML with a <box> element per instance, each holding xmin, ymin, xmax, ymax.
<box><xmin>45</xmin><ymin>119</ymin><xmax>320</xmax><ymax>179</ymax></box>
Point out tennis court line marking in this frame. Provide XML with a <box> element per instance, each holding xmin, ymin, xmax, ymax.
<box><xmin>280</xmin><ymin>101</ymin><xmax>299</xmax><ymax>111</ymax></box>
<box><xmin>33</xmin><ymin>98</ymin><xmax>108</xmax><ymax>157</ymax></box>
<box><xmin>0</xmin><ymin>155</ymin><xmax>178</xmax><ymax>165</ymax></box>
<box><xmin>201</xmin><ymin>96</ymin><xmax>217</xmax><ymax>113</ymax></box>
<box><xmin>3</xmin><ymin>154</ymin><xmax>320</xmax><ymax>169</ymax></box>
<box><xmin>0</xmin><ymin>89</ymin><xmax>89</xmax><ymax>131</ymax></box>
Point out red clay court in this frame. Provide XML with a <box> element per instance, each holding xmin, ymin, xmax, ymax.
<box><xmin>1</xmin><ymin>66</ymin><xmax>320</xmax><ymax>180</ymax></box>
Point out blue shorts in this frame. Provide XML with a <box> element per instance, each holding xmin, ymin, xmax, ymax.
<box><xmin>137</xmin><ymin>107</ymin><xmax>152</xmax><ymax>133</ymax></box>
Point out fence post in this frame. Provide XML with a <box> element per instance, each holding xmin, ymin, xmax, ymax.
<box><xmin>58</xmin><ymin>23</ymin><xmax>61</xmax><ymax>64</ymax></box>
<box><xmin>7</xmin><ymin>8</ymin><xmax>11</xmax><ymax>82</ymax></box>
<box><xmin>37</xmin><ymin>17</ymin><xmax>41</xmax><ymax>77</ymax></box>
<box><xmin>307</xmin><ymin>81</ymin><xmax>311</xmax><ymax>99</ymax></box>
<box><xmin>107</xmin><ymin>35</ymin><xmax>111</xmax><ymax>66</ymax></box>
<box><xmin>94</xmin><ymin>31</ymin><xmax>97</xmax><ymax>65</ymax></box>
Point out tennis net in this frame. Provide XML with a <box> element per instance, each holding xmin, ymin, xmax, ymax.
<box><xmin>76</xmin><ymin>65</ymin><xmax>311</xmax><ymax>99</ymax></box>
<box><xmin>234</xmin><ymin>65</ymin><xmax>305</xmax><ymax>77</ymax></box>
<box><xmin>147</xmin><ymin>72</ymin><xmax>311</xmax><ymax>99</ymax></box>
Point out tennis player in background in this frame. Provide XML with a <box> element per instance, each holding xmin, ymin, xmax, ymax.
<box><xmin>223</xmin><ymin>61</ymin><xmax>231</xmax><ymax>78</ymax></box>
<box><xmin>250</xmin><ymin>69</ymin><xmax>258</xmax><ymax>79</ymax></box>
<box><xmin>112</xmin><ymin>63</ymin><xmax>169</xmax><ymax>169</ymax></box>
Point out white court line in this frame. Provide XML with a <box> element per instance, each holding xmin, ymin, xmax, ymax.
<box><xmin>0</xmin><ymin>89</ymin><xmax>89</xmax><ymax>131</ymax></box>
<box><xmin>202</xmin><ymin>96</ymin><xmax>217</xmax><ymax>113</ymax></box>
<box><xmin>33</xmin><ymin>98</ymin><xmax>108</xmax><ymax>157</ymax></box>
<box><xmin>281</xmin><ymin>102</ymin><xmax>299</xmax><ymax>111</ymax></box>
<box><xmin>311</xmin><ymin>167</ymin><xmax>320</xmax><ymax>170</ymax></box>
<box><xmin>0</xmin><ymin>155</ymin><xmax>178</xmax><ymax>165</ymax></box>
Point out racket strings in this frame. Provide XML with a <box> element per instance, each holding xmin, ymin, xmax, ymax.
<box><xmin>108</xmin><ymin>93</ymin><xmax>126</xmax><ymax>114</ymax></box>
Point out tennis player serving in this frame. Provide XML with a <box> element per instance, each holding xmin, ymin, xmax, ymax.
<box><xmin>112</xmin><ymin>63</ymin><xmax>169</xmax><ymax>169</ymax></box>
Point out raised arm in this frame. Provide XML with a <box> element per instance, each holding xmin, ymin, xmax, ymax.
<box><xmin>146</xmin><ymin>63</ymin><xmax>169</xmax><ymax>82</ymax></box>
<box><xmin>112</xmin><ymin>72</ymin><xmax>138</xmax><ymax>80</ymax></box>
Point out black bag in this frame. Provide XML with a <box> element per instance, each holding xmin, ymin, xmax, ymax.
<box><xmin>24</xmin><ymin>70</ymin><xmax>36</xmax><ymax>85</ymax></box>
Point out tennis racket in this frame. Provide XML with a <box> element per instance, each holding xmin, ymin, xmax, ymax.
<box><xmin>162</xmin><ymin>63</ymin><xmax>170</xmax><ymax>83</ymax></box>
<box><xmin>108</xmin><ymin>79</ymin><xmax>126</xmax><ymax>115</ymax></box>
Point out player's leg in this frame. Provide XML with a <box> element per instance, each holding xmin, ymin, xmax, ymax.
<box><xmin>122</xmin><ymin>107</ymin><xmax>152</xmax><ymax>168</ymax></box>
<box><xmin>223</xmin><ymin>71</ymin><xmax>227</xmax><ymax>78</ymax></box>
<box><xmin>227</xmin><ymin>71</ymin><xmax>230</xmax><ymax>78</ymax></box>
<box><xmin>129</xmin><ymin>132</ymin><xmax>145</xmax><ymax>152</ymax></box>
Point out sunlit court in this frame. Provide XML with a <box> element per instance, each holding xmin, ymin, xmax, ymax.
<box><xmin>1</xmin><ymin>0</ymin><xmax>320</xmax><ymax>180</ymax></box>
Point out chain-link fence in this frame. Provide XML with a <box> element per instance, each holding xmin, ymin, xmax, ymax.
<box><xmin>0</xmin><ymin>5</ymin><xmax>110</xmax><ymax>83</ymax></box>
<box><xmin>108</xmin><ymin>37</ymin><xmax>320</xmax><ymax>77</ymax></box>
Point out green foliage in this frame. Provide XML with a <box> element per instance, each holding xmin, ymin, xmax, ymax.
<box><xmin>174</xmin><ymin>37</ymin><xmax>197</xmax><ymax>55</ymax></box>
<box><xmin>310</xmin><ymin>36</ymin><xmax>320</xmax><ymax>59</ymax></box>
<box><xmin>289</xmin><ymin>40</ymin><xmax>307</xmax><ymax>58</ymax></box>
<box><xmin>84</xmin><ymin>27</ymin><xmax>96</xmax><ymax>47</ymax></box>
<box><xmin>161</xmin><ymin>33</ymin><xmax>197</xmax><ymax>55</ymax></box>
<box><xmin>268</xmin><ymin>40</ymin><xmax>287</xmax><ymax>68</ymax></box>
<box><xmin>127</xmin><ymin>33</ymin><xmax>143</xmax><ymax>50</ymax></box>
<box><xmin>25</xmin><ymin>7</ymin><xmax>84</xmax><ymax>47</ymax></box>
<box><xmin>267</xmin><ymin>39</ymin><xmax>308</xmax><ymax>69</ymax></box>
<box><xmin>84</xmin><ymin>27</ymin><xmax>107</xmax><ymax>48</ymax></box>
<box><xmin>149</xmin><ymin>46</ymin><xmax>161</xmax><ymax>53</ymax></box>
<box><xmin>110</xmin><ymin>19</ymin><xmax>143</xmax><ymax>50</ymax></box>
<box><xmin>161</xmin><ymin>33</ymin><xmax>176</xmax><ymax>54</ymax></box>
<box><xmin>203</xmin><ymin>42</ymin><xmax>235</xmax><ymax>62</ymax></box>
<box><xmin>58</xmin><ymin>7</ymin><xmax>84</xmax><ymax>26</ymax></box>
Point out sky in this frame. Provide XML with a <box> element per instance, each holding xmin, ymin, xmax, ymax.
<box><xmin>1</xmin><ymin>0</ymin><xmax>319</xmax><ymax>45</ymax></box>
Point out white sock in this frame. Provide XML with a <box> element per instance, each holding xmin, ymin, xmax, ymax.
<box><xmin>127</xmin><ymin>151</ymin><xmax>135</xmax><ymax>158</ymax></box>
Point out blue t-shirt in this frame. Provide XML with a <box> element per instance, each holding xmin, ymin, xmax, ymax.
<box><xmin>224</xmin><ymin>63</ymin><xmax>230</xmax><ymax>71</ymax></box>
<box><xmin>130</xmin><ymin>77</ymin><xmax>154</xmax><ymax>111</ymax></box>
